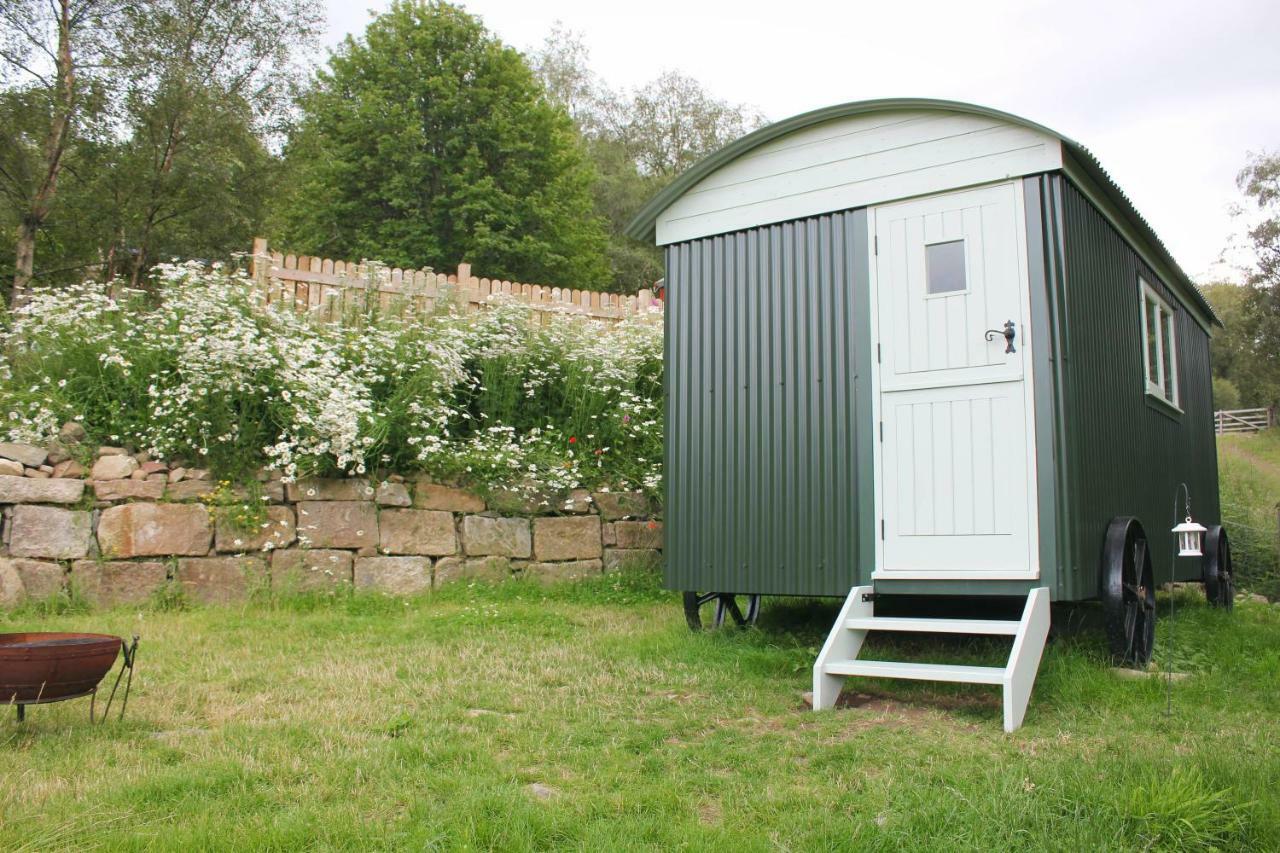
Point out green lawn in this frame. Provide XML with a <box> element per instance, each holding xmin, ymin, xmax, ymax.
<box><xmin>2</xmin><ymin>575</ymin><xmax>1278</xmax><ymax>851</ymax></box>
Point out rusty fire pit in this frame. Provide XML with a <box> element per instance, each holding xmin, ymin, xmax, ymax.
<box><xmin>1</xmin><ymin>632</ymin><xmax>138</xmax><ymax>722</ymax></box>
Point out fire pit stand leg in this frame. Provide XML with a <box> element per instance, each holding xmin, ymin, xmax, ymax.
<box><xmin>99</xmin><ymin>635</ymin><xmax>139</xmax><ymax>723</ymax></box>
<box><xmin>15</xmin><ymin>704</ymin><xmax>23</xmax><ymax>723</ymax></box>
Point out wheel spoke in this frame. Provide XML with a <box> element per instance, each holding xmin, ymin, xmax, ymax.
<box><xmin>721</xmin><ymin>595</ymin><xmax>747</xmax><ymax>627</ymax></box>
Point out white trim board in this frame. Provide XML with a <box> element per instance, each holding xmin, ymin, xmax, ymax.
<box><xmin>656</xmin><ymin>110</ymin><xmax>1063</xmax><ymax>245</ymax></box>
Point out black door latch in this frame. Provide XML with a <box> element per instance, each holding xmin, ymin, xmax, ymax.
<box><xmin>985</xmin><ymin>320</ymin><xmax>1017</xmax><ymax>354</ymax></box>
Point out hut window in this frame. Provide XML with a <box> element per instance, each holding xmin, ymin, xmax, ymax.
<box><xmin>1138</xmin><ymin>278</ymin><xmax>1179</xmax><ymax>407</ymax></box>
<box><xmin>925</xmin><ymin>240</ymin><xmax>967</xmax><ymax>294</ymax></box>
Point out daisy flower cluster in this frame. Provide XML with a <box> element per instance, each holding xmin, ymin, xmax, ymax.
<box><xmin>0</xmin><ymin>263</ymin><xmax>664</xmax><ymax>498</ymax></box>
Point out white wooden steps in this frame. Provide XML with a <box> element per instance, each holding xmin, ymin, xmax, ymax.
<box><xmin>813</xmin><ymin>585</ymin><xmax>1051</xmax><ymax>732</ymax></box>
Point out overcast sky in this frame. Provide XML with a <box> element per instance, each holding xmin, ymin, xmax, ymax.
<box><xmin>323</xmin><ymin>0</ymin><xmax>1280</xmax><ymax>283</ymax></box>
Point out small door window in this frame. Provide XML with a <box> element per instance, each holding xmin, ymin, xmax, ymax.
<box><xmin>1138</xmin><ymin>278</ymin><xmax>1179</xmax><ymax>407</ymax></box>
<box><xmin>925</xmin><ymin>240</ymin><xmax>966</xmax><ymax>295</ymax></box>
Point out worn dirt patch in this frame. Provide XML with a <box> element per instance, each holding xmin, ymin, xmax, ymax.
<box><xmin>802</xmin><ymin>688</ymin><xmax>999</xmax><ymax>720</ymax></box>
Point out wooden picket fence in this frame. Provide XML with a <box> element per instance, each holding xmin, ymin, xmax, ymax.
<box><xmin>248</xmin><ymin>238</ymin><xmax>660</xmax><ymax>323</ymax></box>
<box><xmin>1215</xmin><ymin>407</ymin><xmax>1275</xmax><ymax>435</ymax></box>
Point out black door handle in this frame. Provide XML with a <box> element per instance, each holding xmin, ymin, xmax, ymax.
<box><xmin>984</xmin><ymin>320</ymin><xmax>1016</xmax><ymax>354</ymax></box>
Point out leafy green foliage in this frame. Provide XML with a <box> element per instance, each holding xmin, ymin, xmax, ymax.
<box><xmin>1203</xmin><ymin>282</ymin><xmax>1280</xmax><ymax>409</ymax></box>
<box><xmin>0</xmin><ymin>0</ymin><xmax>321</xmax><ymax>294</ymax></box>
<box><xmin>279</xmin><ymin>1</ymin><xmax>609</xmax><ymax>291</ymax></box>
<box><xmin>1206</xmin><ymin>151</ymin><xmax>1280</xmax><ymax>410</ymax></box>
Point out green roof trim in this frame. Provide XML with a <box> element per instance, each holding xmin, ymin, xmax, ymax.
<box><xmin>625</xmin><ymin>98</ymin><xmax>1219</xmax><ymax>328</ymax></box>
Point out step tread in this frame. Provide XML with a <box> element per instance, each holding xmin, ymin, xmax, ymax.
<box><xmin>823</xmin><ymin>659</ymin><xmax>1005</xmax><ymax>684</ymax></box>
<box><xmin>845</xmin><ymin>616</ymin><xmax>1021</xmax><ymax>635</ymax></box>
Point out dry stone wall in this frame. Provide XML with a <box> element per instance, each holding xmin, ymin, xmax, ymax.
<box><xmin>0</xmin><ymin>439</ymin><xmax>662</xmax><ymax>609</ymax></box>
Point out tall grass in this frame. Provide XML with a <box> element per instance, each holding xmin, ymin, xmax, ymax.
<box><xmin>1218</xmin><ymin>430</ymin><xmax>1280</xmax><ymax>597</ymax></box>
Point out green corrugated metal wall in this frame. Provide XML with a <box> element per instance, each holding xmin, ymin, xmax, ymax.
<box><xmin>1048</xmin><ymin>174</ymin><xmax>1221</xmax><ymax>597</ymax></box>
<box><xmin>664</xmin><ymin>210</ymin><xmax>873</xmax><ymax>597</ymax></box>
<box><xmin>663</xmin><ymin>175</ymin><xmax>1218</xmax><ymax>601</ymax></box>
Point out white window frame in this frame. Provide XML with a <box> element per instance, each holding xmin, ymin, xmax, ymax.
<box><xmin>1138</xmin><ymin>277</ymin><xmax>1180</xmax><ymax>409</ymax></box>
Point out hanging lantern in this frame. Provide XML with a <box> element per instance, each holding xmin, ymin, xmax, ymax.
<box><xmin>1172</xmin><ymin>517</ymin><xmax>1207</xmax><ymax>557</ymax></box>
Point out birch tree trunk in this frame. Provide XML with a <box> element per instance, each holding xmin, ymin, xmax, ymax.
<box><xmin>9</xmin><ymin>0</ymin><xmax>77</xmax><ymax>309</ymax></box>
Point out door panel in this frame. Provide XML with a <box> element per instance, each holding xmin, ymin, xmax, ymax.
<box><xmin>873</xmin><ymin>183</ymin><xmax>1037</xmax><ymax>576</ymax></box>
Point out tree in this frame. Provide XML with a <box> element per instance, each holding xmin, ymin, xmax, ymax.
<box><xmin>0</xmin><ymin>0</ymin><xmax>117</xmax><ymax>305</ymax></box>
<box><xmin>1202</xmin><ymin>282</ymin><xmax>1279</xmax><ymax>409</ymax></box>
<box><xmin>530</xmin><ymin>26</ymin><xmax>766</xmax><ymax>292</ymax></box>
<box><xmin>106</xmin><ymin>0</ymin><xmax>320</xmax><ymax>286</ymax></box>
<box><xmin>603</xmin><ymin>71</ymin><xmax>766</xmax><ymax>180</ymax></box>
<box><xmin>1210</xmin><ymin>151</ymin><xmax>1280</xmax><ymax>410</ymax></box>
<box><xmin>0</xmin><ymin>0</ymin><xmax>320</xmax><ymax>297</ymax></box>
<box><xmin>280</xmin><ymin>1</ymin><xmax>609</xmax><ymax>290</ymax></box>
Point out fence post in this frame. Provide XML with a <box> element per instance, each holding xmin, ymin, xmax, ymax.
<box><xmin>251</xmin><ymin>237</ymin><xmax>269</xmax><ymax>302</ymax></box>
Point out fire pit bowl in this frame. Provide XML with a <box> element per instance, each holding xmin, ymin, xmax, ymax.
<box><xmin>1</xmin><ymin>632</ymin><xmax>123</xmax><ymax>706</ymax></box>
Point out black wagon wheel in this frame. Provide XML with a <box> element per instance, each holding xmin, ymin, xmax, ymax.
<box><xmin>682</xmin><ymin>592</ymin><xmax>762</xmax><ymax>631</ymax></box>
<box><xmin>1101</xmin><ymin>517</ymin><xmax>1157</xmax><ymax>667</ymax></box>
<box><xmin>1202</xmin><ymin>525</ymin><xmax>1235</xmax><ymax>610</ymax></box>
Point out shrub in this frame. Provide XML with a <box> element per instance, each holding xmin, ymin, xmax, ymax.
<box><xmin>0</xmin><ymin>263</ymin><xmax>663</xmax><ymax>501</ymax></box>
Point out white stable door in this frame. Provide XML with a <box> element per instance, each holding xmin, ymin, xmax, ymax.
<box><xmin>872</xmin><ymin>183</ymin><xmax>1039</xmax><ymax>578</ymax></box>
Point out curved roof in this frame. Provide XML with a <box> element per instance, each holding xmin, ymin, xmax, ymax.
<box><xmin>625</xmin><ymin>98</ymin><xmax>1217</xmax><ymax>327</ymax></box>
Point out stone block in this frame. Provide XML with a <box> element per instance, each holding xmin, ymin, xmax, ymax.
<box><xmin>0</xmin><ymin>560</ymin><xmax>23</xmax><ymax>606</ymax></box>
<box><xmin>354</xmin><ymin>556</ymin><xmax>431</xmax><ymax>595</ymax></box>
<box><xmin>285</xmin><ymin>478</ymin><xmax>375</xmax><ymax>502</ymax></box>
<box><xmin>59</xmin><ymin>421</ymin><xmax>87</xmax><ymax>443</ymax></box>
<box><xmin>90</xmin><ymin>454</ymin><xmax>138</xmax><ymax>480</ymax></box>
<box><xmin>270</xmin><ymin>549</ymin><xmax>353</xmax><ymax>592</ymax></box>
<box><xmin>591</xmin><ymin>491</ymin><xmax>650</xmax><ymax>520</ymax></box>
<box><xmin>51</xmin><ymin>459</ymin><xmax>84</xmax><ymax>478</ymax></box>
<box><xmin>98</xmin><ymin>503</ymin><xmax>212</xmax><ymax>558</ymax></box>
<box><xmin>523</xmin><ymin>559</ymin><xmax>602</xmax><ymax>584</ymax></box>
<box><xmin>9</xmin><ymin>505</ymin><xmax>92</xmax><ymax>559</ymax></box>
<box><xmin>434</xmin><ymin>555</ymin><xmax>514</xmax><ymax>585</ymax></box>
<box><xmin>603</xmin><ymin>549</ymin><xmax>663</xmax><ymax>573</ymax></box>
<box><xmin>379</xmin><ymin>509</ymin><xmax>456</xmax><ymax>556</ymax></box>
<box><xmin>73</xmin><ymin>560</ymin><xmax>169</xmax><ymax>606</ymax></box>
<box><xmin>93</xmin><ymin>478</ymin><xmax>165</xmax><ymax>501</ymax></box>
<box><xmin>0</xmin><ymin>474</ymin><xmax>84</xmax><ymax>504</ymax></box>
<box><xmin>375</xmin><ymin>481</ymin><xmax>412</xmax><ymax>507</ymax></box>
<box><xmin>0</xmin><ymin>442</ymin><xmax>47</xmax><ymax>468</ymax></box>
<box><xmin>178</xmin><ymin>556</ymin><xmax>267</xmax><ymax>604</ymax></box>
<box><xmin>614</xmin><ymin>520</ymin><xmax>663</xmax><ymax>550</ymax></box>
<box><xmin>0</xmin><ymin>459</ymin><xmax>23</xmax><ymax>477</ymax></box>
<box><xmin>24</xmin><ymin>468</ymin><xmax>49</xmax><ymax>478</ymax></box>
<box><xmin>295</xmin><ymin>501</ymin><xmax>377</xmax><ymax>552</ymax></box>
<box><xmin>413</xmin><ymin>481</ymin><xmax>485</xmax><ymax>512</ymax></box>
<box><xmin>461</xmin><ymin>515</ymin><xmax>530</xmax><ymax>558</ymax></box>
<box><xmin>215</xmin><ymin>505</ymin><xmax>296</xmax><ymax>553</ymax></box>
<box><xmin>561</xmin><ymin>489</ymin><xmax>593</xmax><ymax>513</ymax></box>
<box><xmin>164</xmin><ymin>479</ymin><xmax>214</xmax><ymax>501</ymax></box>
<box><xmin>97</xmin><ymin>446</ymin><xmax>127</xmax><ymax>456</ymax></box>
<box><xmin>533</xmin><ymin>516</ymin><xmax>602</xmax><ymax>561</ymax></box>
<box><xmin>7</xmin><ymin>558</ymin><xmax>64</xmax><ymax>600</ymax></box>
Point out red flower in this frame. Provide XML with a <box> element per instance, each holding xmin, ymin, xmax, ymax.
<box><xmin>568</xmin><ymin>436</ymin><xmax>577</xmax><ymax>444</ymax></box>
